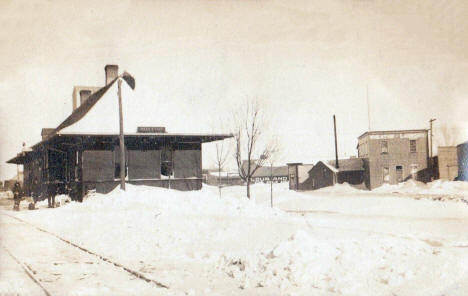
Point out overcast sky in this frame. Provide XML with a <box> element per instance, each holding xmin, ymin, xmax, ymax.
<box><xmin>1</xmin><ymin>0</ymin><xmax>468</xmax><ymax>179</ymax></box>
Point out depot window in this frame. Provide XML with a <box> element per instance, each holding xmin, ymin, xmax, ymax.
<box><xmin>161</xmin><ymin>145</ymin><xmax>173</xmax><ymax>178</ymax></box>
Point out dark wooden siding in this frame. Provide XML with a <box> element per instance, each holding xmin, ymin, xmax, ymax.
<box><xmin>82</xmin><ymin>150</ymin><xmax>114</xmax><ymax>182</ymax></box>
<box><xmin>457</xmin><ymin>143</ymin><xmax>468</xmax><ymax>181</ymax></box>
<box><xmin>337</xmin><ymin>171</ymin><xmax>364</xmax><ymax>185</ymax></box>
<box><xmin>308</xmin><ymin>162</ymin><xmax>336</xmax><ymax>190</ymax></box>
<box><xmin>174</xmin><ymin>150</ymin><xmax>201</xmax><ymax>178</ymax></box>
<box><xmin>128</xmin><ymin>150</ymin><xmax>161</xmax><ymax>180</ymax></box>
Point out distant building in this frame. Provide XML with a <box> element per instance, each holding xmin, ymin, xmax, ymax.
<box><xmin>436</xmin><ymin>146</ymin><xmax>458</xmax><ymax>181</ymax></box>
<box><xmin>241</xmin><ymin>161</ymin><xmax>289</xmax><ymax>184</ymax></box>
<box><xmin>251</xmin><ymin>166</ymin><xmax>289</xmax><ymax>183</ymax></box>
<box><xmin>3</xmin><ymin>172</ymin><xmax>24</xmax><ymax>190</ymax></box>
<box><xmin>457</xmin><ymin>141</ymin><xmax>468</xmax><ymax>181</ymax></box>
<box><xmin>288</xmin><ymin>158</ymin><xmax>365</xmax><ymax>191</ymax></box>
<box><xmin>357</xmin><ymin>129</ymin><xmax>429</xmax><ymax>189</ymax></box>
<box><xmin>204</xmin><ymin>162</ymin><xmax>288</xmax><ymax>187</ymax></box>
<box><xmin>287</xmin><ymin>163</ymin><xmax>314</xmax><ymax>190</ymax></box>
<box><xmin>310</xmin><ymin>159</ymin><xmax>366</xmax><ymax>190</ymax></box>
<box><xmin>203</xmin><ymin>171</ymin><xmax>243</xmax><ymax>186</ymax></box>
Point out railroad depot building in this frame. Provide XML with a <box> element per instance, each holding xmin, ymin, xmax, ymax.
<box><xmin>357</xmin><ymin>129</ymin><xmax>429</xmax><ymax>189</ymax></box>
<box><xmin>7</xmin><ymin>65</ymin><xmax>231</xmax><ymax>201</ymax></box>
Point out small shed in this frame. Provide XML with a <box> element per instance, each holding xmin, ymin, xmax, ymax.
<box><xmin>436</xmin><ymin>146</ymin><xmax>457</xmax><ymax>181</ymax></box>
<box><xmin>307</xmin><ymin>158</ymin><xmax>365</xmax><ymax>190</ymax></box>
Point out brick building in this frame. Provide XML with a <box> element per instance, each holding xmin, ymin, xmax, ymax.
<box><xmin>357</xmin><ymin>129</ymin><xmax>429</xmax><ymax>189</ymax></box>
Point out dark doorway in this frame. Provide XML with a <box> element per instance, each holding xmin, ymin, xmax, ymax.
<box><xmin>396</xmin><ymin>165</ymin><xmax>403</xmax><ymax>183</ymax></box>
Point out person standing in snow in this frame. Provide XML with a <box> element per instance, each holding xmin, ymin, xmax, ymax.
<box><xmin>47</xmin><ymin>185</ymin><xmax>57</xmax><ymax>208</ymax></box>
<box><xmin>12</xmin><ymin>181</ymin><xmax>23</xmax><ymax>211</ymax></box>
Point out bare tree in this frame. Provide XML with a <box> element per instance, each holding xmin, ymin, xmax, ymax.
<box><xmin>438</xmin><ymin>124</ymin><xmax>462</xmax><ymax>147</ymax></box>
<box><xmin>234</xmin><ymin>99</ymin><xmax>276</xmax><ymax>199</ymax></box>
<box><xmin>215</xmin><ymin>140</ymin><xmax>230</xmax><ymax>198</ymax></box>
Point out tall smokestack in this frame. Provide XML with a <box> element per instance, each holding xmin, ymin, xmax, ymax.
<box><xmin>105</xmin><ymin>65</ymin><xmax>119</xmax><ymax>85</ymax></box>
<box><xmin>333</xmin><ymin>115</ymin><xmax>339</xmax><ymax>169</ymax></box>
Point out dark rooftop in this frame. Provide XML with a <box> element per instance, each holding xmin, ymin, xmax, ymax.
<box><xmin>326</xmin><ymin>158</ymin><xmax>364</xmax><ymax>172</ymax></box>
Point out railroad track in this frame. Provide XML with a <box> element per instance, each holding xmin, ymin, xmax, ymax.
<box><xmin>0</xmin><ymin>211</ymin><xmax>169</xmax><ymax>294</ymax></box>
<box><xmin>1</xmin><ymin>242</ymin><xmax>52</xmax><ymax>296</ymax></box>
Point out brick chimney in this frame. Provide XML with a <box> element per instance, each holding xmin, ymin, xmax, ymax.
<box><xmin>79</xmin><ymin>89</ymin><xmax>92</xmax><ymax>104</ymax></box>
<box><xmin>41</xmin><ymin>128</ymin><xmax>55</xmax><ymax>140</ymax></box>
<box><xmin>105</xmin><ymin>65</ymin><xmax>119</xmax><ymax>85</ymax></box>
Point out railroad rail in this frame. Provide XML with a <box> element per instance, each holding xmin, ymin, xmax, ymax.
<box><xmin>0</xmin><ymin>211</ymin><xmax>169</xmax><ymax>291</ymax></box>
<box><xmin>1</xmin><ymin>242</ymin><xmax>52</xmax><ymax>296</ymax></box>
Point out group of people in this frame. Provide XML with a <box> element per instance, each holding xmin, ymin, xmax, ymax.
<box><xmin>11</xmin><ymin>181</ymin><xmax>68</xmax><ymax>211</ymax></box>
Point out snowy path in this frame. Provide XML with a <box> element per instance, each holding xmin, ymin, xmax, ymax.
<box><xmin>2</xmin><ymin>183</ymin><xmax>468</xmax><ymax>295</ymax></box>
<box><xmin>0</xmin><ymin>213</ymin><xmax>171</xmax><ymax>296</ymax></box>
<box><xmin>0</xmin><ymin>244</ymin><xmax>47</xmax><ymax>295</ymax></box>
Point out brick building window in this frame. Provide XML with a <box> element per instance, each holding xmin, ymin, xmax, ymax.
<box><xmin>381</xmin><ymin>141</ymin><xmax>388</xmax><ymax>154</ymax></box>
<box><xmin>410</xmin><ymin>140</ymin><xmax>416</xmax><ymax>153</ymax></box>
<box><xmin>383</xmin><ymin>167</ymin><xmax>390</xmax><ymax>182</ymax></box>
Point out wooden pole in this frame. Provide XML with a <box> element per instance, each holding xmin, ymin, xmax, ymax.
<box><xmin>270</xmin><ymin>162</ymin><xmax>273</xmax><ymax>208</ymax></box>
<box><xmin>333</xmin><ymin>115</ymin><xmax>339</xmax><ymax>169</ymax></box>
<box><xmin>429</xmin><ymin>118</ymin><xmax>436</xmax><ymax>179</ymax></box>
<box><xmin>118</xmin><ymin>79</ymin><xmax>126</xmax><ymax>190</ymax></box>
<box><xmin>367</xmin><ymin>84</ymin><xmax>370</xmax><ymax>131</ymax></box>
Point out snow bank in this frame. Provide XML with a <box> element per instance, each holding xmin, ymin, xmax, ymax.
<box><xmin>219</xmin><ymin>229</ymin><xmax>462</xmax><ymax>295</ymax></box>
<box><xmin>374</xmin><ymin>179</ymin><xmax>468</xmax><ymax>196</ymax></box>
<box><xmin>0</xmin><ymin>191</ymin><xmax>13</xmax><ymax>199</ymax></box>
<box><xmin>315</xmin><ymin>182</ymin><xmax>365</xmax><ymax>194</ymax></box>
<box><xmin>35</xmin><ymin>194</ymin><xmax>71</xmax><ymax>208</ymax></box>
<box><xmin>65</xmin><ymin>184</ymin><xmax>284</xmax><ymax>219</ymax></box>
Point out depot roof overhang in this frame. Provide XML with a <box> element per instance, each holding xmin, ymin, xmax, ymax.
<box><xmin>6</xmin><ymin>132</ymin><xmax>233</xmax><ymax>164</ymax></box>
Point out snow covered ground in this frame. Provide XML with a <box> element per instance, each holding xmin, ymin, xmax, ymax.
<box><xmin>3</xmin><ymin>180</ymin><xmax>468</xmax><ymax>295</ymax></box>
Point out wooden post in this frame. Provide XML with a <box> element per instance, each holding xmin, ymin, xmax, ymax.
<box><xmin>270</xmin><ymin>162</ymin><xmax>273</xmax><ymax>208</ymax></box>
<box><xmin>118</xmin><ymin>79</ymin><xmax>126</xmax><ymax>190</ymax></box>
<box><xmin>429</xmin><ymin>118</ymin><xmax>436</xmax><ymax>180</ymax></box>
<box><xmin>333</xmin><ymin>115</ymin><xmax>339</xmax><ymax>169</ymax></box>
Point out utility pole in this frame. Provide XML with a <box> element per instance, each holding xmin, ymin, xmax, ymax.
<box><xmin>118</xmin><ymin>79</ymin><xmax>126</xmax><ymax>190</ymax></box>
<box><xmin>367</xmin><ymin>84</ymin><xmax>371</xmax><ymax>131</ymax></box>
<box><xmin>333</xmin><ymin>115</ymin><xmax>339</xmax><ymax>169</ymax></box>
<box><xmin>114</xmin><ymin>70</ymin><xmax>135</xmax><ymax>191</ymax></box>
<box><xmin>429</xmin><ymin>118</ymin><xmax>436</xmax><ymax>159</ymax></box>
<box><xmin>270</xmin><ymin>162</ymin><xmax>273</xmax><ymax>208</ymax></box>
<box><xmin>429</xmin><ymin>118</ymin><xmax>436</xmax><ymax>180</ymax></box>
